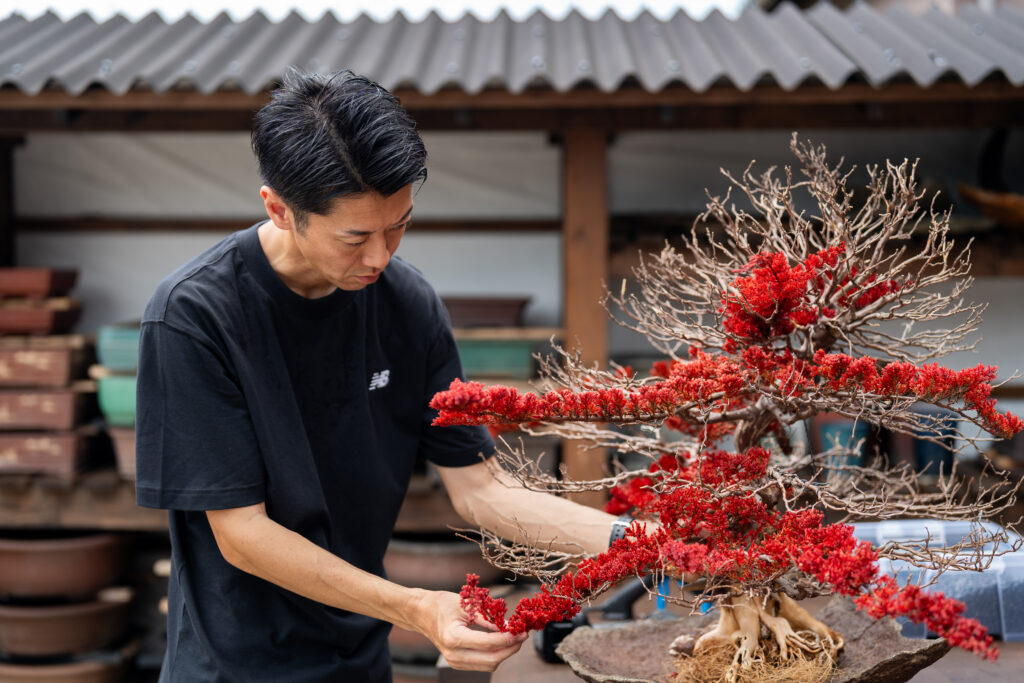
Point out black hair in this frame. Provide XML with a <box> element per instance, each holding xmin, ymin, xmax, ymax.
<box><xmin>251</xmin><ymin>69</ymin><xmax>426</xmax><ymax>229</ymax></box>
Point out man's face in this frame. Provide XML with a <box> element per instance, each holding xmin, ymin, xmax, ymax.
<box><xmin>293</xmin><ymin>184</ymin><xmax>413</xmax><ymax>291</ymax></box>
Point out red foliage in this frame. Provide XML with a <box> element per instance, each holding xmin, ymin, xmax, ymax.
<box><xmin>460</xmin><ymin>524</ymin><xmax>661</xmax><ymax>634</ymax></box>
<box><xmin>441</xmin><ymin>245</ymin><xmax>1022</xmax><ymax>661</ymax></box>
<box><xmin>430</xmin><ymin>350</ymin><xmax>752</xmax><ymax>428</ymax></box>
<box><xmin>812</xmin><ymin>350</ymin><xmax>1024</xmax><ymax>439</ymax></box>
<box><xmin>459</xmin><ymin>574</ymin><xmax>509</xmax><ymax>628</ymax></box>
<box><xmin>855</xmin><ymin>576</ymin><xmax>997</xmax><ymax>660</ymax></box>
<box><xmin>432</xmin><ymin>348</ymin><xmax>1022</xmax><ymax>441</ymax></box>
<box><xmin>719</xmin><ymin>246</ymin><xmax>905</xmax><ymax>352</ymax></box>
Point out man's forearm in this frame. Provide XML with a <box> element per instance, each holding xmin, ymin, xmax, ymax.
<box><xmin>207</xmin><ymin>504</ymin><xmax>426</xmax><ymax>631</ymax></box>
<box><xmin>205</xmin><ymin>503</ymin><xmax>526</xmax><ymax>671</ymax></box>
<box><xmin>441</xmin><ymin>465</ymin><xmax>622</xmax><ymax>556</ymax></box>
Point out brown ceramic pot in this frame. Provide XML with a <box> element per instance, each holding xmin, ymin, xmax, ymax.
<box><xmin>383</xmin><ymin>537</ymin><xmax>505</xmax><ymax>591</ymax></box>
<box><xmin>394</xmin><ymin>478</ymin><xmax>464</xmax><ymax>534</ymax></box>
<box><xmin>107</xmin><ymin>427</ymin><xmax>135</xmax><ymax>480</ymax></box>
<box><xmin>0</xmin><ymin>432</ymin><xmax>89</xmax><ymax>479</ymax></box>
<box><xmin>441</xmin><ymin>296</ymin><xmax>529</xmax><ymax>327</ymax></box>
<box><xmin>0</xmin><ymin>269</ymin><xmax>77</xmax><ymax>299</ymax></box>
<box><xmin>388</xmin><ymin>625</ymin><xmax>439</xmax><ymax>663</ymax></box>
<box><xmin>0</xmin><ymin>658</ymin><xmax>126</xmax><ymax>683</ymax></box>
<box><xmin>0</xmin><ymin>589</ymin><xmax>132</xmax><ymax>656</ymax></box>
<box><xmin>0</xmin><ymin>533</ymin><xmax>125</xmax><ymax>599</ymax></box>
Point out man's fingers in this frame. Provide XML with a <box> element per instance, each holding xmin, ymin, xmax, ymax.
<box><xmin>443</xmin><ymin>634</ymin><xmax>527</xmax><ymax>672</ymax></box>
<box><xmin>472</xmin><ymin>613</ymin><xmax>500</xmax><ymax>632</ymax></box>
<box><xmin>448</xmin><ymin>623</ymin><xmax>519</xmax><ymax>651</ymax></box>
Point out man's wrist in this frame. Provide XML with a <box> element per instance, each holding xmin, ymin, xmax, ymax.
<box><xmin>608</xmin><ymin>514</ymin><xmax>633</xmax><ymax>547</ymax></box>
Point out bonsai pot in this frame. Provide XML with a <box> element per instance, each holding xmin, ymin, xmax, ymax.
<box><xmin>383</xmin><ymin>536</ymin><xmax>505</xmax><ymax>591</ymax></box>
<box><xmin>0</xmin><ymin>588</ymin><xmax>132</xmax><ymax>656</ymax></box>
<box><xmin>0</xmin><ymin>269</ymin><xmax>77</xmax><ymax>299</ymax></box>
<box><xmin>0</xmin><ymin>659</ymin><xmax>126</xmax><ymax>683</ymax></box>
<box><xmin>0</xmin><ymin>533</ymin><xmax>125</xmax><ymax>600</ymax></box>
<box><xmin>107</xmin><ymin>427</ymin><xmax>136</xmax><ymax>480</ymax></box>
<box><xmin>388</xmin><ymin>625</ymin><xmax>438</xmax><ymax>663</ymax></box>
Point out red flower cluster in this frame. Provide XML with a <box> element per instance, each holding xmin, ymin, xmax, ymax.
<box><xmin>719</xmin><ymin>246</ymin><xmax>906</xmax><ymax>352</ymax></box>
<box><xmin>855</xmin><ymin>576</ymin><xmax>997</xmax><ymax>660</ymax></box>
<box><xmin>430</xmin><ymin>351</ymin><xmax>750</xmax><ymax>428</ymax></box>
<box><xmin>721</xmin><ymin>250</ymin><xmax>832</xmax><ymax>347</ymax></box>
<box><xmin>459</xmin><ymin>573</ymin><xmax>509</xmax><ymax>628</ymax></box>
<box><xmin>434</xmin><ymin>343</ymin><xmax>1021</xmax><ymax>446</ymax></box>
<box><xmin>813</xmin><ymin>350</ymin><xmax>1024</xmax><ymax>438</ymax></box>
<box><xmin>461</xmin><ymin>524</ymin><xmax>662</xmax><ymax>635</ymax></box>
<box><xmin>660</xmin><ymin>541</ymin><xmax>709</xmax><ymax>574</ymax></box>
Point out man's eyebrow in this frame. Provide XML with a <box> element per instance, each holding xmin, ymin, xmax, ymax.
<box><xmin>341</xmin><ymin>207</ymin><xmax>413</xmax><ymax>236</ymax></box>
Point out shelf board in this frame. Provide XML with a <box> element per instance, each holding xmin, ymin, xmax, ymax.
<box><xmin>0</xmin><ymin>469</ymin><xmax>167</xmax><ymax>531</ymax></box>
<box><xmin>452</xmin><ymin>327</ymin><xmax>561</xmax><ymax>341</ymax></box>
<box><xmin>465</xmin><ymin>377</ymin><xmax>556</xmax><ymax>394</ymax></box>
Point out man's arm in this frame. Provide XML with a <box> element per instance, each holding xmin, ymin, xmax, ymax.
<box><xmin>205</xmin><ymin>503</ymin><xmax>526</xmax><ymax>671</ymax></box>
<box><xmin>436</xmin><ymin>460</ymin><xmax>621</xmax><ymax>556</ymax></box>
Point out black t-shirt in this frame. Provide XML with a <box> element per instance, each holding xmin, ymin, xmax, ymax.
<box><xmin>136</xmin><ymin>223</ymin><xmax>494</xmax><ymax>682</ymax></box>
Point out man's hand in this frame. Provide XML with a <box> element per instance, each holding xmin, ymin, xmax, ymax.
<box><xmin>409</xmin><ymin>589</ymin><xmax>527</xmax><ymax>671</ymax></box>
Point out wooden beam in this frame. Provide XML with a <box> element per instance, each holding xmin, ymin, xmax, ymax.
<box><xmin>15</xmin><ymin>217</ymin><xmax>562</xmax><ymax>233</ymax></box>
<box><xmin>993</xmin><ymin>385</ymin><xmax>1024</xmax><ymax>400</ymax></box>
<box><xmin>0</xmin><ymin>81</ymin><xmax>1021</xmax><ymax>111</ymax></box>
<box><xmin>0</xmin><ymin>137</ymin><xmax>19</xmax><ymax>266</ymax></box>
<box><xmin>2</xmin><ymin>98</ymin><xmax>1021</xmax><ymax>133</ymax></box>
<box><xmin>561</xmin><ymin>128</ymin><xmax>610</xmax><ymax>508</ymax></box>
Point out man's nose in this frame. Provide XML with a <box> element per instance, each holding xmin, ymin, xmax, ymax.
<box><xmin>363</xmin><ymin>235</ymin><xmax>391</xmax><ymax>271</ymax></box>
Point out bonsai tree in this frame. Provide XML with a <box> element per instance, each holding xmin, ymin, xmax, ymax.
<box><xmin>430</xmin><ymin>136</ymin><xmax>1023</xmax><ymax>682</ymax></box>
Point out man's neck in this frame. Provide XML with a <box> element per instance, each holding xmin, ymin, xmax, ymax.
<box><xmin>256</xmin><ymin>222</ymin><xmax>338</xmax><ymax>299</ymax></box>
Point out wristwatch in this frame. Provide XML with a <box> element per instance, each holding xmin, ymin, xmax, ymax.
<box><xmin>609</xmin><ymin>514</ymin><xmax>633</xmax><ymax>547</ymax></box>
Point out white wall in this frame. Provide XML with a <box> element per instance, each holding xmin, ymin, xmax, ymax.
<box><xmin>15</xmin><ymin>131</ymin><xmax>561</xmax><ymax>219</ymax></box>
<box><xmin>609</xmin><ymin>129</ymin><xmax>1024</xmax><ymax>215</ymax></box>
<box><xmin>15</xmin><ymin>230</ymin><xmax>563</xmax><ymax>330</ymax></box>
<box><xmin>13</xmin><ymin>129</ymin><xmax>1024</xmax><ymax>380</ymax></box>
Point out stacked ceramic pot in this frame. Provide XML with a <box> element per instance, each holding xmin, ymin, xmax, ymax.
<box><xmin>0</xmin><ymin>531</ymin><xmax>134</xmax><ymax>682</ymax></box>
<box><xmin>0</xmin><ymin>268</ymin><xmax>100</xmax><ymax>479</ymax></box>
<box><xmin>93</xmin><ymin>323</ymin><xmax>141</xmax><ymax>479</ymax></box>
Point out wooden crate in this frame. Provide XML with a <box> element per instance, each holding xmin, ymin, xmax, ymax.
<box><xmin>0</xmin><ymin>269</ymin><xmax>77</xmax><ymax>300</ymax></box>
<box><xmin>0</xmin><ymin>343</ymin><xmax>89</xmax><ymax>388</ymax></box>
<box><xmin>0</xmin><ymin>388</ymin><xmax>95</xmax><ymax>431</ymax></box>
<box><xmin>0</xmin><ymin>298</ymin><xmax>82</xmax><ymax>336</ymax></box>
<box><xmin>0</xmin><ymin>433</ymin><xmax>91</xmax><ymax>479</ymax></box>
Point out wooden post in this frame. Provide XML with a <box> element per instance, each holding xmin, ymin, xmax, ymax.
<box><xmin>561</xmin><ymin>128</ymin><xmax>609</xmax><ymax>508</ymax></box>
<box><xmin>0</xmin><ymin>138</ymin><xmax>19</xmax><ymax>266</ymax></box>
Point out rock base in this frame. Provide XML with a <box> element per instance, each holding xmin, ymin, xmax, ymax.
<box><xmin>556</xmin><ymin>596</ymin><xmax>950</xmax><ymax>683</ymax></box>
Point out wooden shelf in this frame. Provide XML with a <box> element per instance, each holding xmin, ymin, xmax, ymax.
<box><xmin>465</xmin><ymin>377</ymin><xmax>555</xmax><ymax>394</ymax></box>
<box><xmin>0</xmin><ymin>469</ymin><xmax>166</xmax><ymax>531</ymax></box>
<box><xmin>452</xmin><ymin>327</ymin><xmax>561</xmax><ymax>341</ymax></box>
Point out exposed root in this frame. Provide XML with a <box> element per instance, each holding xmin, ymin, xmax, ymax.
<box><xmin>673</xmin><ymin>642</ymin><xmax>833</xmax><ymax>683</ymax></box>
<box><xmin>672</xmin><ymin>592</ymin><xmax>842</xmax><ymax>683</ymax></box>
<box><xmin>729</xmin><ymin>595</ymin><xmax>766</xmax><ymax>679</ymax></box>
<box><xmin>692</xmin><ymin>602</ymin><xmax>739</xmax><ymax>655</ymax></box>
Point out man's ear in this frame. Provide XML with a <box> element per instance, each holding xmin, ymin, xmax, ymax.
<box><xmin>260</xmin><ymin>186</ymin><xmax>294</xmax><ymax>231</ymax></box>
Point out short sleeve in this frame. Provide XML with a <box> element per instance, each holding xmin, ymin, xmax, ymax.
<box><xmin>135</xmin><ymin>321</ymin><xmax>265</xmax><ymax>510</ymax></box>
<box><xmin>419</xmin><ymin>309</ymin><xmax>495</xmax><ymax>467</ymax></box>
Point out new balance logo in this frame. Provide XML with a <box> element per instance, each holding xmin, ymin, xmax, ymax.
<box><xmin>369</xmin><ymin>369</ymin><xmax>390</xmax><ymax>391</ymax></box>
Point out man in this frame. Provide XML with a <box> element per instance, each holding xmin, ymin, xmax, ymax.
<box><xmin>136</xmin><ymin>70</ymin><xmax>621</xmax><ymax>682</ymax></box>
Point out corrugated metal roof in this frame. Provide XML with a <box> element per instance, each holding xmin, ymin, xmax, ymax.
<box><xmin>0</xmin><ymin>1</ymin><xmax>1022</xmax><ymax>97</ymax></box>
